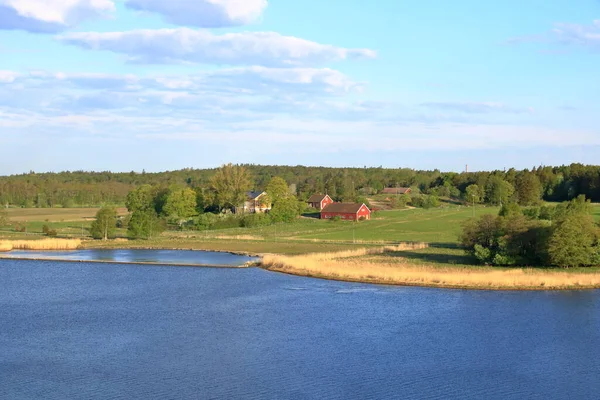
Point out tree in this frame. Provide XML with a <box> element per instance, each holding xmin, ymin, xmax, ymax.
<box><xmin>485</xmin><ymin>176</ymin><xmax>514</xmax><ymax>205</ymax></box>
<box><xmin>515</xmin><ymin>172</ymin><xmax>542</xmax><ymax>206</ymax></box>
<box><xmin>128</xmin><ymin>210</ymin><xmax>165</xmax><ymax>240</ymax></box>
<box><xmin>90</xmin><ymin>207</ymin><xmax>117</xmax><ymax>240</ymax></box>
<box><xmin>163</xmin><ymin>187</ymin><xmax>197</xmax><ymax>219</ymax></box>
<box><xmin>498</xmin><ymin>202</ymin><xmax>522</xmax><ymax>218</ymax></box>
<box><xmin>209</xmin><ymin>164</ymin><xmax>252</xmax><ymax>211</ymax></box>
<box><xmin>269</xmin><ymin>196</ymin><xmax>300</xmax><ymax>223</ymax></box>
<box><xmin>125</xmin><ymin>184</ymin><xmax>155</xmax><ymax>213</ymax></box>
<box><xmin>266</xmin><ymin>177</ymin><xmax>290</xmax><ymax>205</ymax></box>
<box><xmin>548</xmin><ymin>213</ymin><xmax>600</xmax><ymax>267</ymax></box>
<box><xmin>465</xmin><ymin>184</ymin><xmax>482</xmax><ymax>204</ymax></box>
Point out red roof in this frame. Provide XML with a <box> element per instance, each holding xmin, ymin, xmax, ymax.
<box><xmin>321</xmin><ymin>203</ymin><xmax>369</xmax><ymax>214</ymax></box>
<box><xmin>307</xmin><ymin>194</ymin><xmax>330</xmax><ymax>203</ymax></box>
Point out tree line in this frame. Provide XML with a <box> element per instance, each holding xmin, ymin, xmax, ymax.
<box><xmin>461</xmin><ymin>196</ymin><xmax>600</xmax><ymax>268</ymax></box>
<box><xmin>2</xmin><ymin>163</ymin><xmax>600</xmax><ymax>208</ymax></box>
<box><xmin>91</xmin><ymin>165</ymin><xmax>305</xmax><ymax>239</ymax></box>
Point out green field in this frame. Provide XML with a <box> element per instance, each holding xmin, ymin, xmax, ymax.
<box><xmin>2</xmin><ymin>204</ymin><xmax>599</xmax><ymax>256</ymax></box>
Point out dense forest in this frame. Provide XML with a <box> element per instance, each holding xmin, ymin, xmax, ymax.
<box><xmin>1</xmin><ymin>163</ymin><xmax>600</xmax><ymax>208</ymax></box>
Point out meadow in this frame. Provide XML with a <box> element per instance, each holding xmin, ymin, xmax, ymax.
<box><xmin>3</xmin><ymin>204</ymin><xmax>600</xmax><ymax>290</ymax></box>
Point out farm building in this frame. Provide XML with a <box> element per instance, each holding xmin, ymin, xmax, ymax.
<box><xmin>382</xmin><ymin>187</ymin><xmax>412</xmax><ymax>195</ymax></box>
<box><xmin>238</xmin><ymin>191</ymin><xmax>271</xmax><ymax>214</ymax></box>
<box><xmin>321</xmin><ymin>203</ymin><xmax>371</xmax><ymax>221</ymax></box>
<box><xmin>307</xmin><ymin>194</ymin><xmax>334</xmax><ymax>211</ymax></box>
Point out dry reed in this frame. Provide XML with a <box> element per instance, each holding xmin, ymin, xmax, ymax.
<box><xmin>261</xmin><ymin>244</ymin><xmax>600</xmax><ymax>290</ymax></box>
<box><xmin>0</xmin><ymin>239</ymin><xmax>82</xmax><ymax>251</ymax></box>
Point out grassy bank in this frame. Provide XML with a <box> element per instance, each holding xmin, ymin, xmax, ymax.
<box><xmin>262</xmin><ymin>245</ymin><xmax>600</xmax><ymax>290</ymax></box>
<box><xmin>0</xmin><ymin>239</ymin><xmax>82</xmax><ymax>251</ymax></box>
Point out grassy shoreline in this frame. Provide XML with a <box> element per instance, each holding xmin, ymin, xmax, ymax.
<box><xmin>3</xmin><ymin>206</ymin><xmax>600</xmax><ymax>291</ymax></box>
<box><xmin>260</xmin><ymin>245</ymin><xmax>600</xmax><ymax>291</ymax></box>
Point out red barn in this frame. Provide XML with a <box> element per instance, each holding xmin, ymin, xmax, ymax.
<box><xmin>321</xmin><ymin>203</ymin><xmax>371</xmax><ymax>221</ymax></box>
<box><xmin>307</xmin><ymin>194</ymin><xmax>334</xmax><ymax>211</ymax></box>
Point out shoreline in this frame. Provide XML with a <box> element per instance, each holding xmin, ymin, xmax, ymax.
<box><xmin>261</xmin><ymin>265</ymin><xmax>600</xmax><ymax>291</ymax></box>
<box><xmin>0</xmin><ymin>254</ymin><xmax>255</xmax><ymax>269</ymax></box>
<box><xmin>3</xmin><ymin>241</ymin><xmax>600</xmax><ymax>291</ymax></box>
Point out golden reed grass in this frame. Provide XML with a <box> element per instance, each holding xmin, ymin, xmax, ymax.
<box><xmin>0</xmin><ymin>239</ymin><xmax>82</xmax><ymax>251</ymax></box>
<box><xmin>261</xmin><ymin>244</ymin><xmax>600</xmax><ymax>290</ymax></box>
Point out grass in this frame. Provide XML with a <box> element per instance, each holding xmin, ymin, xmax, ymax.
<box><xmin>262</xmin><ymin>245</ymin><xmax>600</xmax><ymax>290</ymax></box>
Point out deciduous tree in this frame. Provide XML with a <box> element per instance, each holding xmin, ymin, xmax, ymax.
<box><xmin>90</xmin><ymin>207</ymin><xmax>117</xmax><ymax>240</ymax></box>
<box><xmin>209</xmin><ymin>164</ymin><xmax>252</xmax><ymax>211</ymax></box>
<box><xmin>163</xmin><ymin>187</ymin><xmax>197</xmax><ymax>219</ymax></box>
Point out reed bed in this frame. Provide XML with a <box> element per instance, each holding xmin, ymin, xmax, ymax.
<box><xmin>261</xmin><ymin>245</ymin><xmax>600</xmax><ymax>290</ymax></box>
<box><xmin>0</xmin><ymin>239</ymin><xmax>82</xmax><ymax>251</ymax></box>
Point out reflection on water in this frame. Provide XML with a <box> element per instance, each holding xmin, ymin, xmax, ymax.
<box><xmin>2</xmin><ymin>249</ymin><xmax>256</xmax><ymax>266</ymax></box>
<box><xmin>1</xmin><ymin>259</ymin><xmax>600</xmax><ymax>399</ymax></box>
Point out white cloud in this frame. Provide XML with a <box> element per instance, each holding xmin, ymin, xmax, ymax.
<box><xmin>0</xmin><ymin>0</ymin><xmax>115</xmax><ymax>33</ymax></box>
<box><xmin>421</xmin><ymin>102</ymin><xmax>533</xmax><ymax>114</ymax></box>
<box><xmin>125</xmin><ymin>0</ymin><xmax>267</xmax><ymax>28</ymax></box>
<box><xmin>552</xmin><ymin>20</ymin><xmax>600</xmax><ymax>50</ymax></box>
<box><xmin>58</xmin><ymin>28</ymin><xmax>377</xmax><ymax>66</ymax></box>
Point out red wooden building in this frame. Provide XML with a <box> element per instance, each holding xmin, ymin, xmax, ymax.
<box><xmin>321</xmin><ymin>203</ymin><xmax>371</xmax><ymax>221</ymax></box>
<box><xmin>307</xmin><ymin>194</ymin><xmax>334</xmax><ymax>211</ymax></box>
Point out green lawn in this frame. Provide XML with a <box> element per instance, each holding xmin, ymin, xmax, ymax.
<box><xmin>204</xmin><ymin>206</ymin><xmax>497</xmax><ymax>245</ymax></box>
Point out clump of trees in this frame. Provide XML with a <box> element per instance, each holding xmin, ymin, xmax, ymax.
<box><xmin>90</xmin><ymin>207</ymin><xmax>117</xmax><ymax>240</ymax></box>
<box><xmin>461</xmin><ymin>195</ymin><xmax>600</xmax><ymax>268</ymax></box>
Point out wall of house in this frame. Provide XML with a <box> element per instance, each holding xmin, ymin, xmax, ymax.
<box><xmin>357</xmin><ymin>206</ymin><xmax>371</xmax><ymax>220</ymax></box>
<box><xmin>321</xmin><ymin>197</ymin><xmax>334</xmax><ymax>209</ymax></box>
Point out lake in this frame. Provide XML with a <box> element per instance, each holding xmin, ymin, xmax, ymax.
<box><xmin>1</xmin><ymin>255</ymin><xmax>600</xmax><ymax>399</ymax></box>
<box><xmin>0</xmin><ymin>249</ymin><xmax>256</xmax><ymax>267</ymax></box>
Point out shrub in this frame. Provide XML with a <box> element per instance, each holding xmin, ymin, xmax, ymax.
<box><xmin>209</xmin><ymin>216</ymin><xmax>242</xmax><ymax>230</ymax></box>
<box><xmin>522</xmin><ymin>206</ymin><xmax>540</xmax><ymax>220</ymax></box>
<box><xmin>42</xmin><ymin>225</ymin><xmax>58</xmax><ymax>237</ymax></box>
<box><xmin>241</xmin><ymin>213</ymin><xmax>272</xmax><ymax>228</ymax></box>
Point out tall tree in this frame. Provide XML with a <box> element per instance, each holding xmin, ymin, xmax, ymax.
<box><xmin>266</xmin><ymin>177</ymin><xmax>291</xmax><ymax>205</ymax></box>
<box><xmin>209</xmin><ymin>164</ymin><xmax>252</xmax><ymax>211</ymax></box>
<box><xmin>465</xmin><ymin>184</ymin><xmax>483</xmax><ymax>204</ymax></box>
<box><xmin>548</xmin><ymin>213</ymin><xmax>600</xmax><ymax>268</ymax></box>
<box><xmin>485</xmin><ymin>176</ymin><xmax>514</xmax><ymax>205</ymax></box>
<box><xmin>163</xmin><ymin>187</ymin><xmax>197</xmax><ymax>219</ymax></box>
<box><xmin>128</xmin><ymin>210</ymin><xmax>165</xmax><ymax>240</ymax></box>
<box><xmin>515</xmin><ymin>172</ymin><xmax>542</xmax><ymax>206</ymax></box>
<box><xmin>90</xmin><ymin>207</ymin><xmax>117</xmax><ymax>240</ymax></box>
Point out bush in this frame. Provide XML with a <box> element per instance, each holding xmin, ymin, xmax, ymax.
<box><xmin>522</xmin><ymin>206</ymin><xmax>540</xmax><ymax>220</ymax></box>
<box><xmin>42</xmin><ymin>224</ymin><xmax>58</xmax><ymax>237</ymax></box>
<box><xmin>411</xmin><ymin>194</ymin><xmax>440</xmax><ymax>209</ymax></box>
<box><xmin>241</xmin><ymin>213</ymin><xmax>272</xmax><ymax>228</ymax></box>
<box><xmin>209</xmin><ymin>216</ymin><xmax>242</xmax><ymax>230</ymax></box>
<box><xmin>330</xmin><ymin>216</ymin><xmax>341</xmax><ymax>222</ymax></box>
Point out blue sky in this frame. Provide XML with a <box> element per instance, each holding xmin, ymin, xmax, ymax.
<box><xmin>1</xmin><ymin>0</ymin><xmax>599</xmax><ymax>174</ymax></box>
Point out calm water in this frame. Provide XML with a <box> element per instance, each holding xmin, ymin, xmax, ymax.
<box><xmin>1</xmin><ymin>249</ymin><xmax>256</xmax><ymax>266</ymax></box>
<box><xmin>1</xmin><ymin>257</ymin><xmax>600</xmax><ymax>399</ymax></box>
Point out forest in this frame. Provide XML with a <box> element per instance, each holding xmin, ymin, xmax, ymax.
<box><xmin>1</xmin><ymin>163</ymin><xmax>600</xmax><ymax>208</ymax></box>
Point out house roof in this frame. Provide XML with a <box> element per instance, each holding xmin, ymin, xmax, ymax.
<box><xmin>382</xmin><ymin>187</ymin><xmax>411</xmax><ymax>194</ymax></box>
<box><xmin>307</xmin><ymin>194</ymin><xmax>330</xmax><ymax>203</ymax></box>
<box><xmin>321</xmin><ymin>203</ymin><xmax>369</xmax><ymax>214</ymax></box>
<box><xmin>247</xmin><ymin>191</ymin><xmax>266</xmax><ymax>200</ymax></box>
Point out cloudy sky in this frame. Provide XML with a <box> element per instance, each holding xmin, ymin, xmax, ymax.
<box><xmin>1</xmin><ymin>0</ymin><xmax>599</xmax><ymax>174</ymax></box>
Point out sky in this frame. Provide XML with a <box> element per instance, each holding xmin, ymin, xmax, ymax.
<box><xmin>1</xmin><ymin>0</ymin><xmax>599</xmax><ymax>174</ymax></box>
